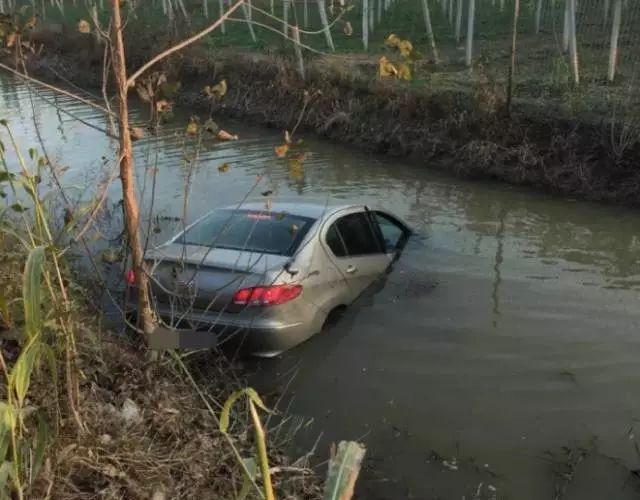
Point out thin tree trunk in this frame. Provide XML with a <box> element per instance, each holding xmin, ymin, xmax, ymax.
<box><xmin>283</xmin><ymin>0</ymin><xmax>289</xmax><ymax>34</ymax></box>
<box><xmin>421</xmin><ymin>0</ymin><xmax>439</xmax><ymax>63</ymax></box>
<box><xmin>507</xmin><ymin>0</ymin><xmax>520</xmax><ymax>116</ymax></box>
<box><xmin>448</xmin><ymin>0</ymin><xmax>454</xmax><ymax>25</ymax></box>
<box><xmin>219</xmin><ymin>0</ymin><xmax>226</xmax><ymax>33</ymax></box>
<box><xmin>568</xmin><ymin>0</ymin><xmax>579</xmax><ymax>84</ymax></box>
<box><xmin>377</xmin><ymin>0</ymin><xmax>382</xmax><ymax>23</ymax></box>
<box><xmin>563</xmin><ymin>0</ymin><xmax>569</xmax><ymax>52</ymax></box>
<box><xmin>499</xmin><ymin>0</ymin><xmax>504</xmax><ymax>12</ymax></box>
<box><xmin>304</xmin><ymin>0</ymin><xmax>309</xmax><ymax>27</ymax></box>
<box><xmin>242</xmin><ymin>1</ymin><xmax>256</xmax><ymax>42</ymax></box>
<box><xmin>608</xmin><ymin>0</ymin><xmax>622</xmax><ymax>82</ymax></box>
<box><xmin>203</xmin><ymin>0</ymin><xmax>208</xmax><ymax>17</ymax></box>
<box><xmin>534</xmin><ymin>0</ymin><xmax>543</xmax><ymax>34</ymax></box>
<box><xmin>369</xmin><ymin>0</ymin><xmax>375</xmax><ymax>31</ymax></box>
<box><xmin>110</xmin><ymin>0</ymin><xmax>155</xmax><ymax>337</ymax></box>
<box><xmin>466</xmin><ymin>0</ymin><xmax>475</xmax><ymax>67</ymax></box>
<box><xmin>292</xmin><ymin>25</ymin><xmax>305</xmax><ymax>78</ymax></box>
<box><xmin>604</xmin><ymin>0</ymin><xmax>610</xmax><ymax>27</ymax></box>
<box><xmin>317</xmin><ymin>0</ymin><xmax>334</xmax><ymax>50</ymax></box>
<box><xmin>362</xmin><ymin>0</ymin><xmax>369</xmax><ymax>50</ymax></box>
<box><xmin>455</xmin><ymin>0</ymin><xmax>463</xmax><ymax>43</ymax></box>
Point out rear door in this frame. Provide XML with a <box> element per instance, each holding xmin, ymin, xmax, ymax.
<box><xmin>321</xmin><ymin>209</ymin><xmax>392</xmax><ymax>303</ymax></box>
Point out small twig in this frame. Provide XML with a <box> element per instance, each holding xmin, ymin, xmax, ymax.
<box><xmin>126</xmin><ymin>0</ymin><xmax>246</xmax><ymax>88</ymax></box>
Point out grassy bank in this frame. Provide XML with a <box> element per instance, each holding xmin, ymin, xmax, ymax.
<box><xmin>0</xmin><ymin>117</ymin><xmax>326</xmax><ymax>498</ymax></box>
<box><xmin>0</xmin><ymin>230</ymin><xmax>324</xmax><ymax>499</ymax></box>
<box><xmin>12</xmin><ymin>22</ymin><xmax>640</xmax><ymax>208</ymax></box>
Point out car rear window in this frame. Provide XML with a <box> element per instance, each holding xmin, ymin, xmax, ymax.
<box><xmin>176</xmin><ymin>209</ymin><xmax>315</xmax><ymax>256</ymax></box>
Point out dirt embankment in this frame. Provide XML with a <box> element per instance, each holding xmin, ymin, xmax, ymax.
<box><xmin>11</xmin><ymin>28</ymin><xmax>640</xmax><ymax>207</ymax></box>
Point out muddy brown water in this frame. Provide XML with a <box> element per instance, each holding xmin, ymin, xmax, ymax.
<box><xmin>3</xmin><ymin>74</ymin><xmax>640</xmax><ymax>499</ymax></box>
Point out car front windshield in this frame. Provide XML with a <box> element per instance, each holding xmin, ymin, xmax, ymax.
<box><xmin>176</xmin><ymin>209</ymin><xmax>315</xmax><ymax>256</ymax></box>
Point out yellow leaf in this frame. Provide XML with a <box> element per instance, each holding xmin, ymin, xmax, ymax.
<box><xmin>343</xmin><ymin>21</ymin><xmax>353</xmax><ymax>36</ymax></box>
<box><xmin>274</xmin><ymin>144</ymin><xmax>289</xmax><ymax>158</ymax></box>
<box><xmin>378</xmin><ymin>56</ymin><xmax>398</xmax><ymax>78</ymax></box>
<box><xmin>398</xmin><ymin>39</ymin><xmax>414</xmax><ymax>58</ymax></box>
<box><xmin>217</xmin><ymin>129</ymin><xmax>238</xmax><ymax>141</ymax></box>
<box><xmin>384</xmin><ymin>33</ymin><xmax>401</xmax><ymax>48</ymax></box>
<box><xmin>24</xmin><ymin>15</ymin><xmax>38</xmax><ymax>30</ymax></box>
<box><xmin>77</xmin><ymin>19</ymin><xmax>91</xmax><ymax>34</ymax></box>
<box><xmin>156</xmin><ymin>99</ymin><xmax>172</xmax><ymax>114</ymax></box>
<box><xmin>186</xmin><ymin>118</ymin><xmax>198</xmax><ymax>136</ymax></box>
<box><xmin>397</xmin><ymin>63</ymin><xmax>412</xmax><ymax>80</ymax></box>
<box><xmin>218</xmin><ymin>163</ymin><xmax>230</xmax><ymax>173</ymax></box>
<box><xmin>5</xmin><ymin>32</ymin><xmax>17</xmax><ymax>48</ymax></box>
<box><xmin>205</xmin><ymin>79</ymin><xmax>227</xmax><ymax>99</ymax></box>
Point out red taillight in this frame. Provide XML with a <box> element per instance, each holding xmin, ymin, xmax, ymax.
<box><xmin>125</xmin><ymin>268</ymin><xmax>136</xmax><ymax>285</ymax></box>
<box><xmin>232</xmin><ymin>284</ymin><xmax>302</xmax><ymax>307</ymax></box>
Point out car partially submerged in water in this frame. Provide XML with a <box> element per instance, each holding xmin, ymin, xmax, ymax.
<box><xmin>127</xmin><ymin>198</ymin><xmax>411</xmax><ymax>357</ymax></box>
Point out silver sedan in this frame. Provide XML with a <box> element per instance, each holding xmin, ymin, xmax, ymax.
<box><xmin>127</xmin><ymin>198</ymin><xmax>411</xmax><ymax>357</ymax></box>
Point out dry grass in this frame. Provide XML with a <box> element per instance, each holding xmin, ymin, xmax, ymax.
<box><xmin>0</xmin><ymin>237</ymin><xmax>322</xmax><ymax>500</ymax></box>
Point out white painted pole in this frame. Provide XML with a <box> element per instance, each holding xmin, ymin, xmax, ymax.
<box><xmin>534</xmin><ymin>0</ymin><xmax>543</xmax><ymax>34</ymax></box>
<box><xmin>466</xmin><ymin>0</ymin><xmax>475</xmax><ymax>67</ymax></box>
<box><xmin>455</xmin><ymin>0</ymin><xmax>463</xmax><ymax>43</ymax></box>
<box><xmin>283</xmin><ymin>0</ymin><xmax>289</xmax><ymax>34</ymax></box>
<box><xmin>568</xmin><ymin>0</ymin><xmax>579</xmax><ymax>84</ymax></box>
<box><xmin>219</xmin><ymin>0</ymin><xmax>226</xmax><ymax>33</ymax></box>
<box><xmin>563</xmin><ymin>0</ymin><xmax>570</xmax><ymax>52</ymax></box>
<box><xmin>318</xmin><ymin>0</ymin><xmax>335</xmax><ymax>51</ymax></box>
<box><xmin>242</xmin><ymin>1</ymin><xmax>256</xmax><ymax>42</ymax></box>
<box><xmin>608</xmin><ymin>0</ymin><xmax>622</xmax><ymax>82</ymax></box>
<box><xmin>363</xmin><ymin>0</ymin><xmax>369</xmax><ymax>50</ymax></box>
<box><xmin>421</xmin><ymin>0</ymin><xmax>439</xmax><ymax>62</ymax></box>
<box><xmin>292</xmin><ymin>26</ymin><xmax>305</xmax><ymax>78</ymax></box>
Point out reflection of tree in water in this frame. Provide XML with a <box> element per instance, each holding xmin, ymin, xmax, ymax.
<box><xmin>453</xmin><ymin>185</ymin><xmax>640</xmax><ymax>281</ymax></box>
<box><xmin>492</xmin><ymin>208</ymin><xmax>506</xmax><ymax>328</ymax></box>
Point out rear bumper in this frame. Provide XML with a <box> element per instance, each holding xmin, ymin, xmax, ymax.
<box><xmin>128</xmin><ymin>299</ymin><xmax>321</xmax><ymax>357</ymax></box>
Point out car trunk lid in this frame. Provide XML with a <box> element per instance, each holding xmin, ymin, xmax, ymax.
<box><xmin>145</xmin><ymin>244</ymin><xmax>291</xmax><ymax>313</ymax></box>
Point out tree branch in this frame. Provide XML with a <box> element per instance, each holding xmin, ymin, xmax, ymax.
<box><xmin>125</xmin><ymin>0</ymin><xmax>246</xmax><ymax>88</ymax></box>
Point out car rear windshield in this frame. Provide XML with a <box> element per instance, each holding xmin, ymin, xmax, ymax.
<box><xmin>176</xmin><ymin>209</ymin><xmax>315</xmax><ymax>256</ymax></box>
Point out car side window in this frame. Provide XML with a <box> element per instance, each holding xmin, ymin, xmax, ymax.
<box><xmin>325</xmin><ymin>223</ymin><xmax>347</xmax><ymax>257</ymax></box>
<box><xmin>334</xmin><ymin>213</ymin><xmax>383</xmax><ymax>256</ymax></box>
<box><xmin>375</xmin><ymin>212</ymin><xmax>407</xmax><ymax>251</ymax></box>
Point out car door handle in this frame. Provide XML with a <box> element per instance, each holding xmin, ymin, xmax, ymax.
<box><xmin>346</xmin><ymin>265</ymin><xmax>358</xmax><ymax>274</ymax></box>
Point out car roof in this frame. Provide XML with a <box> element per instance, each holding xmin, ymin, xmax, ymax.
<box><xmin>220</xmin><ymin>197</ymin><xmax>358</xmax><ymax>219</ymax></box>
